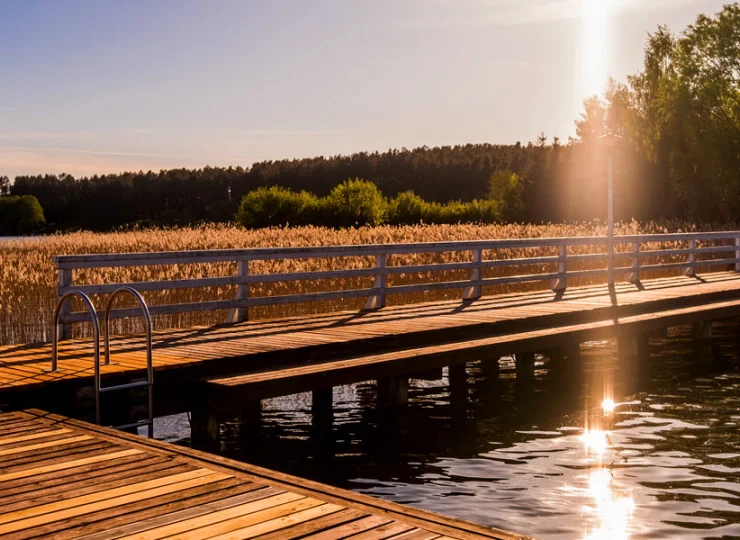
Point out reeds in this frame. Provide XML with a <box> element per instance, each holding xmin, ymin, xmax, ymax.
<box><xmin>0</xmin><ymin>220</ymin><xmax>734</xmax><ymax>346</ymax></box>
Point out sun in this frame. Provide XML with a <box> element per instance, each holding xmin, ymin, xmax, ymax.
<box><xmin>582</xmin><ymin>0</ymin><xmax>612</xmax><ymax>98</ymax></box>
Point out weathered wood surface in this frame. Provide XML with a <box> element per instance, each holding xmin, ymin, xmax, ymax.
<box><xmin>3</xmin><ymin>272</ymin><xmax>740</xmax><ymax>407</ymax></box>
<box><xmin>0</xmin><ymin>410</ymin><xmax>525</xmax><ymax>539</ymax></box>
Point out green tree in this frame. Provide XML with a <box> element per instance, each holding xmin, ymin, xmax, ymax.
<box><xmin>626</xmin><ymin>5</ymin><xmax>740</xmax><ymax>219</ymax></box>
<box><xmin>0</xmin><ymin>195</ymin><xmax>46</xmax><ymax>235</ymax></box>
<box><xmin>0</xmin><ymin>176</ymin><xmax>9</xmax><ymax>196</ymax></box>
<box><xmin>321</xmin><ymin>179</ymin><xmax>388</xmax><ymax>227</ymax></box>
<box><xmin>388</xmin><ymin>191</ymin><xmax>426</xmax><ymax>225</ymax></box>
<box><xmin>487</xmin><ymin>170</ymin><xmax>523</xmax><ymax>222</ymax></box>
<box><xmin>235</xmin><ymin>186</ymin><xmax>318</xmax><ymax>229</ymax></box>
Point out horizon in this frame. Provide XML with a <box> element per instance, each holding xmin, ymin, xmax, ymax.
<box><xmin>0</xmin><ymin>0</ymin><xmax>728</xmax><ymax>179</ymax></box>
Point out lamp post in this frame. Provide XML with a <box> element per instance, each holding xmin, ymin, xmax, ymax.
<box><xmin>598</xmin><ymin>132</ymin><xmax>623</xmax><ymax>289</ymax></box>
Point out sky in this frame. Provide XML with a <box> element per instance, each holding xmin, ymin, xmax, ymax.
<box><xmin>0</xmin><ymin>0</ymin><xmax>729</xmax><ymax>179</ymax></box>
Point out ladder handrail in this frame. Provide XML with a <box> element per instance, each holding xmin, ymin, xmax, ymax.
<box><xmin>103</xmin><ymin>286</ymin><xmax>154</xmax><ymax>437</ymax></box>
<box><xmin>51</xmin><ymin>291</ymin><xmax>100</xmax><ymax>373</ymax></box>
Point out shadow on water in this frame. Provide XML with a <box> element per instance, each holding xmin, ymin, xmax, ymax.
<box><xmin>154</xmin><ymin>320</ymin><xmax>740</xmax><ymax>539</ymax></box>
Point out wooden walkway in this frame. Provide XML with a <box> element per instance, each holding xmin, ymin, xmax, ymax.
<box><xmin>0</xmin><ymin>409</ymin><xmax>525</xmax><ymax>540</ymax></box>
<box><xmin>2</xmin><ymin>272</ymin><xmax>740</xmax><ymax>412</ymax></box>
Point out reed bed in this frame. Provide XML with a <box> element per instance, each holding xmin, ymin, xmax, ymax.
<box><xmin>1</xmin><ymin>220</ymin><xmax>736</xmax><ymax>345</ymax></box>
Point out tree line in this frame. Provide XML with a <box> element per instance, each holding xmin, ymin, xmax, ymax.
<box><xmin>4</xmin><ymin>4</ymin><xmax>738</xmax><ymax>231</ymax></box>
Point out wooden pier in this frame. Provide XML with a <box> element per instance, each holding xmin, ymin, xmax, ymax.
<box><xmin>2</xmin><ymin>234</ymin><xmax>740</xmax><ymax>538</ymax></box>
<box><xmin>0</xmin><ymin>409</ymin><xmax>526</xmax><ymax>539</ymax></box>
<box><xmin>1</xmin><ymin>271</ymin><xmax>739</xmax><ymax>427</ymax></box>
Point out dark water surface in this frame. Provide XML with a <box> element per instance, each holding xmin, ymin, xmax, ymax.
<box><xmin>152</xmin><ymin>323</ymin><xmax>740</xmax><ymax>539</ymax></box>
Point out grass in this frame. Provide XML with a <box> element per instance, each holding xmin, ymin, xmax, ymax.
<box><xmin>1</xmin><ymin>220</ymin><xmax>736</xmax><ymax>346</ymax></box>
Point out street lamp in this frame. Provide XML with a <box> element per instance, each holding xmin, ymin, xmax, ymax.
<box><xmin>598</xmin><ymin>132</ymin><xmax>624</xmax><ymax>289</ymax></box>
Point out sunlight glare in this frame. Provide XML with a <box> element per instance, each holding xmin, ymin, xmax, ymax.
<box><xmin>582</xmin><ymin>0</ymin><xmax>612</xmax><ymax>97</ymax></box>
<box><xmin>602</xmin><ymin>398</ymin><xmax>616</xmax><ymax>414</ymax></box>
<box><xmin>580</xmin><ymin>429</ymin><xmax>609</xmax><ymax>456</ymax></box>
<box><xmin>584</xmin><ymin>469</ymin><xmax>635</xmax><ymax>540</ymax></box>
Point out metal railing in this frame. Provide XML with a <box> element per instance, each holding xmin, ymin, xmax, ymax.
<box><xmin>50</xmin><ymin>287</ymin><xmax>154</xmax><ymax>437</ymax></box>
<box><xmin>103</xmin><ymin>286</ymin><xmax>154</xmax><ymax>438</ymax></box>
<box><xmin>52</xmin><ymin>231</ymin><xmax>740</xmax><ymax>333</ymax></box>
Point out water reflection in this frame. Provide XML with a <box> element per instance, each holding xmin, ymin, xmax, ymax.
<box><xmin>585</xmin><ymin>469</ymin><xmax>635</xmax><ymax>540</ymax></box>
<box><xmin>154</xmin><ymin>321</ymin><xmax>740</xmax><ymax>539</ymax></box>
<box><xmin>581</xmin><ymin>428</ymin><xmax>610</xmax><ymax>457</ymax></box>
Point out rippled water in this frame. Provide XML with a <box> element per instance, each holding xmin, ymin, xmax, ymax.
<box><xmin>152</xmin><ymin>322</ymin><xmax>740</xmax><ymax>539</ymax></box>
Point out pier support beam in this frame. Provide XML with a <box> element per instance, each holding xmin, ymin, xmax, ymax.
<box><xmin>311</xmin><ymin>388</ymin><xmax>333</xmax><ymax>436</ymax></box>
<box><xmin>377</xmin><ymin>376</ymin><xmax>409</xmax><ymax>408</ymax></box>
<box><xmin>479</xmin><ymin>357</ymin><xmax>500</xmax><ymax>379</ymax></box>
<box><xmin>515</xmin><ymin>352</ymin><xmax>536</xmax><ymax>381</ymax></box>
<box><xmin>693</xmin><ymin>320</ymin><xmax>713</xmax><ymax>341</ymax></box>
<box><xmin>618</xmin><ymin>334</ymin><xmax>650</xmax><ymax>388</ymax></box>
<box><xmin>190</xmin><ymin>405</ymin><xmax>220</xmax><ymax>452</ymax></box>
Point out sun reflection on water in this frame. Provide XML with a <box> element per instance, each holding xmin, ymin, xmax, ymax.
<box><xmin>580</xmin><ymin>428</ymin><xmax>609</xmax><ymax>456</ymax></box>
<box><xmin>584</xmin><ymin>469</ymin><xmax>635</xmax><ymax>540</ymax></box>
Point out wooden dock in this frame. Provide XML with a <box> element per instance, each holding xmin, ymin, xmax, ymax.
<box><xmin>2</xmin><ymin>272</ymin><xmax>740</xmax><ymax>418</ymax></box>
<box><xmin>0</xmin><ymin>409</ymin><xmax>527</xmax><ymax>540</ymax></box>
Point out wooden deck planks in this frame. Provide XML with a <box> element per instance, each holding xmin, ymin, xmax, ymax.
<box><xmin>1</xmin><ymin>272</ymin><xmax>740</xmax><ymax>400</ymax></box>
<box><xmin>0</xmin><ymin>410</ymin><xmax>528</xmax><ymax>540</ymax></box>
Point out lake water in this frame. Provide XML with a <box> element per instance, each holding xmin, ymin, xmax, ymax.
<box><xmin>150</xmin><ymin>322</ymin><xmax>740</xmax><ymax>539</ymax></box>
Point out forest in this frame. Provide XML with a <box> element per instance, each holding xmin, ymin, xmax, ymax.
<box><xmin>3</xmin><ymin>4</ymin><xmax>739</xmax><ymax>232</ymax></box>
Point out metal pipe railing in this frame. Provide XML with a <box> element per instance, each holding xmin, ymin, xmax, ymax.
<box><xmin>103</xmin><ymin>286</ymin><xmax>154</xmax><ymax>438</ymax></box>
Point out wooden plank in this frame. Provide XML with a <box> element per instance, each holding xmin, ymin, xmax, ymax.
<box><xmin>202</xmin><ymin>502</ymin><xmax>345</xmax><ymax>540</ymax></box>
<box><xmin>51</xmin><ymin>482</ymin><xmax>266</xmax><ymax>540</ymax></box>
<box><xmin>250</xmin><ymin>508</ymin><xmax>369</xmax><ymax>540</ymax></box>
<box><xmin>115</xmin><ymin>492</ymin><xmax>308</xmax><ymax>539</ymax></box>
<box><xmin>0</xmin><ymin>471</ymin><xmax>233</xmax><ymax>535</ymax></box>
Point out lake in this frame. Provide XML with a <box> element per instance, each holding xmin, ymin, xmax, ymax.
<box><xmin>150</xmin><ymin>322</ymin><xmax>740</xmax><ymax>539</ymax></box>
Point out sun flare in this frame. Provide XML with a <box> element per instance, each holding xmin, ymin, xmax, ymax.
<box><xmin>582</xmin><ymin>0</ymin><xmax>612</xmax><ymax>97</ymax></box>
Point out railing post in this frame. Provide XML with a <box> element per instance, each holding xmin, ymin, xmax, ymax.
<box><xmin>629</xmin><ymin>241</ymin><xmax>640</xmax><ymax>283</ymax></box>
<box><xmin>735</xmin><ymin>237</ymin><xmax>740</xmax><ymax>272</ymax></box>
<box><xmin>363</xmin><ymin>252</ymin><xmax>387</xmax><ymax>310</ymax></box>
<box><xmin>58</xmin><ymin>267</ymin><xmax>73</xmax><ymax>340</ymax></box>
<box><xmin>686</xmin><ymin>239</ymin><xmax>697</xmax><ymax>278</ymax></box>
<box><xmin>463</xmin><ymin>248</ymin><xmax>483</xmax><ymax>300</ymax></box>
<box><xmin>232</xmin><ymin>260</ymin><xmax>249</xmax><ymax>323</ymax></box>
<box><xmin>551</xmin><ymin>244</ymin><xmax>567</xmax><ymax>291</ymax></box>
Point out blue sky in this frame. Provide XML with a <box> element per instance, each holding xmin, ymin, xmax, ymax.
<box><xmin>0</xmin><ymin>0</ymin><xmax>727</xmax><ymax>178</ymax></box>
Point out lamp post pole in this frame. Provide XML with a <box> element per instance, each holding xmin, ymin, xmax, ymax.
<box><xmin>607</xmin><ymin>153</ymin><xmax>614</xmax><ymax>288</ymax></box>
<box><xmin>598</xmin><ymin>132</ymin><xmax>622</xmax><ymax>290</ymax></box>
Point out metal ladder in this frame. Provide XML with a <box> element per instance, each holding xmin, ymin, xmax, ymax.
<box><xmin>51</xmin><ymin>287</ymin><xmax>154</xmax><ymax>437</ymax></box>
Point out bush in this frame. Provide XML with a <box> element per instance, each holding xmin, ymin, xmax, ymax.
<box><xmin>487</xmin><ymin>169</ymin><xmax>524</xmax><ymax>221</ymax></box>
<box><xmin>321</xmin><ymin>179</ymin><xmax>388</xmax><ymax>227</ymax></box>
<box><xmin>0</xmin><ymin>195</ymin><xmax>46</xmax><ymax>235</ymax></box>
<box><xmin>388</xmin><ymin>191</ymin><xmax>426</xmax><ymax>225</ymax></box>
<box><xmin>235</xmin><ymin>186</ymin><xmax>318</xmax><ymax>228</ymax></box>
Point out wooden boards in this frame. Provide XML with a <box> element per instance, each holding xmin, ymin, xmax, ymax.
<box><xmin>2</xmin><ymin>272</ymin><xmax>740</xmax><ymax>405</ymax></box>
<box><xmin>0</xmin><ymin>410</ymin><xmax>528</xmax><ymax>540</ymax></box>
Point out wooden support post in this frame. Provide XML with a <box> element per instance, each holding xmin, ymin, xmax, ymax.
<box><xmin>515</xmin><ymin>352</ymin><xmax>536</xmax><ymax>381</ymax></box>
<box><xmin>190</xmin><ymin>404</ymin><xmax>220</xmax><ymax>451</ymax></box>
<box><xmin>735</xmin><ymin>237</ymin><xmax>740</xmax><ymax>272</ymax></box>
<box><xmin>363</xmin><ymin>253</ymin><xmax>387</xmax><ymax>310</ymax></box>
<box><xmin>628</xmin><ymin>241</ymin><xmax>640</xmax><ymax>284</ymax></box>
<box><xmin>448</xmin><ymin>362</ymin><xmax>468</xmax><ymax>390</ymax></box>
<box><xmin>685</xmin><ymin>239</ymin><xmax>697</xmax><ymax>278</ymax></box>
<box><xmin>618</xmin><ymin>334</ymin><xmax>650</xmax><ymax>384</ymax></box>
<box><xmin>58</xmin><ymin>268</ymin><xmax>73</xmax><ymax>340</ymax></box>
<box><xmin>376</xmin><ymin>376</ymin><xmax>408</xmax><ymax>408</ymax></box>
<box><xmin>693</xmin><ymin>320</ymin><xmax>712</xmax><ymax>341</ymax></box>
<box><xmin>551</xmin><ymin>244</ymin><xmax>567</xmax><ymax>291</ymax></box>
<box><xmin>311</xmin><ymin>388</ymin><xmax>333</xmax><ymax>434</ymax></box>
<box><xmin>479</xmin><ymin>357</ymin><xmax>500</xmax><ymax>379</ymax></box>
<box><xmin>463</xmin><ymin>249</ymin><xmax>483</xmax><ymax>300</ymax></box>
<box><xmin>229</xmin><ymin>260</ymin><xmax>249</xmax><ymax>323</ymax></box>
